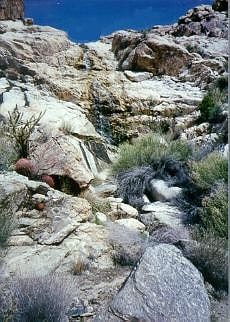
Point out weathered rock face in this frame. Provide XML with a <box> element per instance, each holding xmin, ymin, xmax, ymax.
<box><xmin>0</xmin><ymin>0</ymin><xmax>23</xmax><ymax>20</ymax></box>
<box><xmin>97</xmin><ymin>245</ymin><xmax>210</xmax><ymax>322</ymax></box>
<box><xmin>112</xmin><ymin>32</ymin><xmax>193</xmax><ymax>76</ymax></box>
<box><xmin>0</xmin><ymin>172</ymin><xmax>114</xmax><ymax>276</ymax></box>
<box><xmin>0</xmin><ymin>17</ymin><xmax>227</xmax><ymax>144</ymax></box>
<box><xmin>212</xmin><ymin>0</ymin><xmax>228</xmax><ymax>12</ymax></box>
<box><xmin>172</xmin><ymin>5</ymin><xmax>228</xmax><ymax>38</ymax></box>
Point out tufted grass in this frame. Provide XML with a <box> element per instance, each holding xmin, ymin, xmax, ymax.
<box><xmin>183</xmin><ymin>229</ymin><xmax>228</xmax><ymax>291</ymax></box>
<box><xmin>0</xmin><ymin>273</ymin><xmax>75</xmax><ymax>322</ymax></box>
<box><xmin>112</xmin><ymin>132</ymin><xmax>192</xmax><ymax>174</ymax></box>
<box><xmin>189</xmin><ymin>152</ymin><xmax>228</xmax><ymax>191</ymax></box>
<box><xmin>200</xmin><ymin>183</ymin><xmax>227</xmax><ymax>239</ymax></box>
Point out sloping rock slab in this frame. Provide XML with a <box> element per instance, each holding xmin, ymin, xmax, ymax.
<box><xmin>142</xmin><ymin>201</ymin><xmax>185</xmax><ymax>229</ymax></box>
<box><xmin>112</xmin><ymin>32</ymin><xmax>192</xmax><ymax>76</ymax></box>
<box><xmin>97</xmin><ymin>245</ymin><xmax>210</xmax><ymax>321</ymax></box>
<box><xmin>29</xmin><ymin>133</ymin><xmax>94</xmax><ymax>189</ymax></box>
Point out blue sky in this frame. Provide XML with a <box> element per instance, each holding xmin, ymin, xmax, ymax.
<box><xmin>25</xmin><ymin>0</ymin><xmax>213</xmax><ymax>43</ymax></box>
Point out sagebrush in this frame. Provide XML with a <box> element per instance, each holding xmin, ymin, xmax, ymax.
<box><xmin>0</xmin><ymin>273</ymin><xmax>75</xmax><ymax>322</ymax></box>
<box><xmin>200</xmin><ymin>183</ymin><xmax>228</xmax><ymax>238</ymax></box>
<box><xmin>190</xmin><ymin>152</ymin><xmax>227</xmax><ymax>191</ymax></box>
<box><xmin>183</xmin><ymin>230</ymin><xmax>228</xmax><ymax>291</ymax></box>
<box><xmin>112</xmin><ymin>132</ymin><xmax>192</xmax><ymax>174</ymax></box>
<box><xmin>6</xmin><ymin>106</ymin><xmax>44</xmax><ymax>157</ymax></box>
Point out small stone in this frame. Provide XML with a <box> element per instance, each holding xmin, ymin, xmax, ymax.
<box><xmin>32</xmin><ymin>193</ymin><xmax>48</xmax><ymax>204</ymax></box>
<box><xmin>118</xmin><ymin>203</ymin><xmax>138</xmax><ymax>217</ymax></box>
<box><xmin>115</xmin><ymin>218</ymin><xmax>145</xmax><ymax>233</ymax></box>
<box><xmin>95</xmin><ymin>212</ymin><xmax>107</xmax><ymax>225</ymax></box>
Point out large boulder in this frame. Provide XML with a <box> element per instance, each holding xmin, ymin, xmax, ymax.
<box><xmin>97</xmin><ymin>245</ymin><xmax>210</xmax><ymax>321</ymax></box>
<box><xmin>112</xmin><ymin>32</ymin><xmax>192</xmax><ymax>76</ymax></box>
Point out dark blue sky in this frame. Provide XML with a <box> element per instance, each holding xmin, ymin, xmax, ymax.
<box><xmin>25</xmin><ymin>0</ymin><xmax>213</xmax><ymax>43</ymax></box>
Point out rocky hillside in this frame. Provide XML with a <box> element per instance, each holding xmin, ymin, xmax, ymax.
<box><xmin>0</xmin><ymin>0</ymin><xmax>228</xmax><ymax>321</ymax></box>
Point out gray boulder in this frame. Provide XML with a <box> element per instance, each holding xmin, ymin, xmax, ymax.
<box><xmin>96</xmin><ymin>245</ymin><xmax>210</xmax><ymax>322</ymax></box>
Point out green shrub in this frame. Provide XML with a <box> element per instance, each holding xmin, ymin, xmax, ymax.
<box><xmin>6</xmin><ymin>106</ymin><xmax>44</xmax><ymax>157</ymax></box>
<box><xmin>200</xmin><ymin>184</ymin><xmax>227</xmax><ymax>238</ymax></box>
<box><xmin>214</xmin><ymin>75</ymin><xmax>228</xmax><ymax>92</ymax></box>
<box><xmin>0</xmin><ymin>201</ymin><xmax>16</xmax><ymax>249</ymax></box>
<box><xmin>112</xmin><ymin>132</ymin><xmax>191</xmax><ymax>174</ymax></box>
<box><xmin>0</xmin><ymin>133</ymin><xmax>19</xmax><ymax>171</ymax></box>
<box><xmin>183</xmin><ymin>230</ymin><xmax>228</xmax><ymax>291</ymax></box>
<box><xmin>190</xmin><ymin>152</ymin><xmax>228</xmax><ymax>191</ymax></box>
<box><xmin>198</xmin><ymin>88</ymin><xmax>226</xmax><ymax>123</ymax></box>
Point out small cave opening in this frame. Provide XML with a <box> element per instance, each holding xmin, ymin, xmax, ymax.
<box><xmin>52</xmin><ymin>175</ymin><xmax>81</xmax><ymax>196</ymax></box>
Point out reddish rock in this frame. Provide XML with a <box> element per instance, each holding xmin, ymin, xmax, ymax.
<box><xmin>15</xmin><ymin>158</ymin><xmax>34</xmax><ymax>175</ymax></box>
<box><xmin>0</xmin><ymin>0</ymin><xmax>24</xmax><ymax>20</ymax></box>
<box><xmin>35</xmin><ymin>202</ymin><xmax>45</xmax><ymax>211</ymax></box>
<box><xmin>41</xmin><ymin>175</ymin><xmax>55</xmax><ymax>188</ymax></box>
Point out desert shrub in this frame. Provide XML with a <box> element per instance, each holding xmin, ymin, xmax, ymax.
<box><xmin>189</xmin><ymin>152</ymin><xmax>227</xmax><ymax>191</ymax></box>
<box><xmin>115</xmin><ymin>157</ymin><xmax>190</xmax><ymax>209</ymax></box>
<box><xmin>198</xmin><ymin>87</ymin><xmax>226</xmax><ymax>123</ymax></box>
<box><xmin>199</xmin><ymin>183</ymin><xmax>227</xmax><ymax>239</ymax></box>
<box><xmin>185</xmin><ymin>43</ymin><xmax>205</xmax><ymax>56</ymax></box>
<box><xmin>0</xmin><ymin>201</ymin><xmax>16</xmax><ymax>249</ymax></box>
<box><xmin>84</xmin><ymin>192</ymin><xmax>111</xmax><ymax>215</ymax></box>
<box><xmin>112</xmin><ymin>132</ymin><xmax>192</xmax><ymax>174</ymax></box>
<box><xmin>115</xmin><ymin>166</ymin><xmax>154</xmax><ymax>209</ymax></box>
<box><xmin>6</xmin><ymin>106</ymin><xmax>44</xmax><ymax>157</ymax></box>
<box><xmin>2</xmin><ymin>273</ymin><xmax>75</xmax><ymax>322</ymax></box>
<box><xmin>214</xmin><ymin>75</ymin><xmax>228</xmax><ymax>92</ymax></box>
<box><xmin>0</xmin><ymin>133</ymin><xmax>19</xmax><ymax>171</ymax></box>
<box><xmin>198</xmin><ymin>92</ymin><xmax>220</xmax><ymax>122</ymax></box>
<box><xmin>72</xmin><ymin>256</ymin><xmax>89</xmax><ymax>275</ymax></box>
<box><xmin>149</xmin><ymin>225</ymin><xmax>190</xmax><ymax>245</ymax></box>
<box><xmin>183</xmin><ymin>230</ymin><xmax>228</xmax><ymax>291</ymax></box>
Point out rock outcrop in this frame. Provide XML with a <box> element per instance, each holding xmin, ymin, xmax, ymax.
<box><xmin>0</xmin><ymin>0</ymin><xmax>23</xmax><ymax>21</ymax></box>
<box><xmin>112</xmin><ymin>32</ymin><xmax>193</xmax><ymax>76</ymax></box>
<box><xmin>0</xmin><ymin>172</ymin><xmax>113</xmax><ymax>276</ymax></box>
<box><xmin>97</xmin><ymin>245</ymin><xmax>210</xmax><ymax>322</ymax></box>
<box><xmin>212</xmin><ymin>0</ymin><xmax>228</xmax><ymax>12</ymax></box>
<box><xmin>172</xmin><ymin>5</ymin><xmax>228</xmax><ymax>38</ymax></box>
<box><xmin>0</xmin><ymin>2</ymin><xmax>228</xmax><ymax>319</ymax></box>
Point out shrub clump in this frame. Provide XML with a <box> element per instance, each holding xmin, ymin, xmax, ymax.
<box><xmin>84</xmin><ymin>192</ymin><xmax>111</xmax><ymax>215</ymax></box>
<box><xmin>199</xmin><ymin>183</ymin><xmax>227</xmax><ymax>239</ymax></box>
<box><xmin>112</xmin><ymin>132</ymin><xmax>192</xmax><ymax>174</ymax></box>
<box><xmin>0</xmin><ymin>134</ymin><xmax>19</xmax><ymax>171</ymax></box>
<box><xmin>0</xmin><ymin>273</ymin><xmax>75</xmax><ymax>322</ymax></box>
<box><xmin>189</xmin><ymin>152</ymin><xmax>228</xmax><ymax>191</ymax></box>
<box><xmin>0</xmin><ymin>201</ymin><xmax>16</xmax><ymax>250</ymax></box>
<box><xmin>6</xmin><ymin>106</ymin><xmax>43</xmax><ymax>157</ymax></box>
<box><xmin>198</xmin><ymin>76</ymin><xmax>227</xmax><ymax>123</ymax></box>
<box><xmin>183</xmin><ymin>230</ymin><xmax>228</xmax><ymax>291</ymax></box>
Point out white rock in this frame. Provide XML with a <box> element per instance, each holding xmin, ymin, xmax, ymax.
<box><xmin>142</xmin><ymin>202</ymin><xmax>184</xmax><ymax>229</ymax></box>
<box><xmin>115</xmin><ymin>218</ymin><xmax>145</xmax><ymax>233</ymax></box>
<box><xmin>118</xmin><ymin>203</ymin><xmax>138</xmax><ymax>217</ymax></box>
<box><xmin>95</xmin><ymin>212</ymin><xmax>107</xmax><ymax>225</ymax></box>
<box><xmin>124</xmin><ymin>70</ymin><xmax>152</xmax><ymax>82</ymax></box>
<box><xmin>150</xmin><ymin>179</ymin><xmax>182</xmax><ymax>202</ymax></box>
<box><xmin>223</xmin><ymin>144</ymin><xmax>228</xmax><ymax>159</ymax></box>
